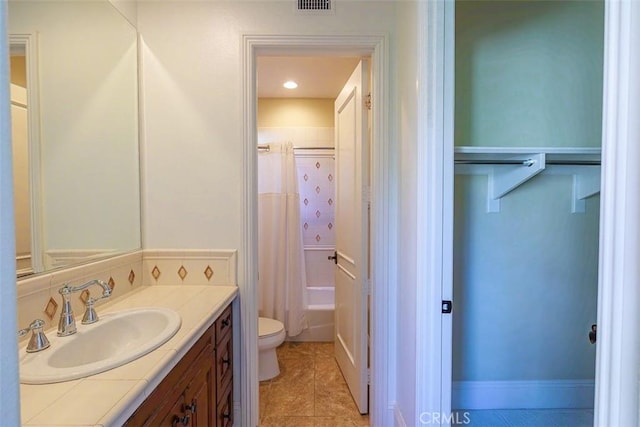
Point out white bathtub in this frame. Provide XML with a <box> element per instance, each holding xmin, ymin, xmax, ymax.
<box><xmin>287</xmin><ymin>286</ymin><xmax>335</xmax><ymax>342</ymax></box>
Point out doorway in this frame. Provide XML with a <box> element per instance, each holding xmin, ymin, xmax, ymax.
<box><xmin>256</xmin><ymin>54</ymin><xmax>369</xmax><ymax>423</ymax></box>
<box><xmin>449</xmin><ymin>1</ymin><xmax>604</xmax><ymax>425</ymax></box>
<box><xmin>242</xmin><ymin>34</ymin><xmax>390</xmax><ymax>427</ymax></box>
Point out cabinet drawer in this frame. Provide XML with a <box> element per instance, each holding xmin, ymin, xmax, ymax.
<box><xmin>216</xmin><ymin>381</ymin><xmax>233</xmax><ymax>427</ymax></box>
<box><xmin>215</xmin><ymin>305</ymin><xmax>232</xmax><ymax>345</ymax></box>
<box><xmin>216</xmin><ymin>332</ymin><xmax>233</xmax><ymax>403</ymax></box>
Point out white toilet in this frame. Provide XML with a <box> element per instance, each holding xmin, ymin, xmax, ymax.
<box><xmin>258</xmin><ymin>317</ymin><xmax>286</xmax><ymax>381</ymax></box>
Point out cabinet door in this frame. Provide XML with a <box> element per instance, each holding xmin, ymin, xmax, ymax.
<box><xmin>185</xmin><ymin>352</ymin><xmax>214</xmax><ymax>426</ymax></box>
<box><xmin>158</xmin><ymin>396</ymin><xmax>190</xmax><ymax>427</ymax></box>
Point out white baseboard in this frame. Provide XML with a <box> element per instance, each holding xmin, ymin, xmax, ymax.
<box><xmin>393</xmin><ymin>403</ymin><xmax>408</xmax><ymax>427</ymax></box>
<box><xmin>452</xmin><ymin>380</ymin><xmax>595</xmax><ymax>410</ymax></box>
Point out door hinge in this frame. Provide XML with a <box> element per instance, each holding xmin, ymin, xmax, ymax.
<box><xmin>363</xmin><ymin>186</ymin><xmax>371</xmax><ymax>203</ymax></box>
<box><xmin>365</xmin><ymin>93</ymin><xmax>372</xmax><ymax>110</ymax></box>
<box><xmin>366</xmin><ymin>278</ymin><xmax>372</xmax><ymax>295</ymax></box>
<box><xmin>442</xmin><ymin>300</ymin><xmax>453</xmax><ymax>314</ymax></box>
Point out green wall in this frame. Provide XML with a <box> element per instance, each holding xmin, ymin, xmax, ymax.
<box><xmin>453</xmin><ymin>0</ymin><xmax>604</xmax><ymax>407</ymax></box>
<box><xmin>455</xmin><ymin>0</ymin><xmax>605</xmax><ymax>147</ymax></box>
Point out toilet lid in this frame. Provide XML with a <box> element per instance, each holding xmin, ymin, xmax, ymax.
<box><xmin>259</xmin><ymin>317</ymin><xmax>284</xmax><ymax>338</ymax></box>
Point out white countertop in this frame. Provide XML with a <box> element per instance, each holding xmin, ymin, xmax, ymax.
<box><xmin>19</xmin><ymin>285</ymin><xmax>238</xmax><ymax>426</ymax></box>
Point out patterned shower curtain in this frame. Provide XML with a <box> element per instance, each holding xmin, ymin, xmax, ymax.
<box><xmin>258</xmin><ymin>142</ymin><xmax>307</xmax><ymax>337</ymax></box>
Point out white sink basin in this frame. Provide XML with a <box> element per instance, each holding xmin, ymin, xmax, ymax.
<box><xmin>19</xmin><ymin>307</ymin><xmax>181</xmax><ymax>384</ymax></box>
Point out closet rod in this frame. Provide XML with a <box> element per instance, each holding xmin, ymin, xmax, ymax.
<box><xmin>455</xmin><ymin>159</ymin><xmax>601</xmax><ymax>166</ymax></box>
<box><xmin>257</xmin><ymin>144</ymin><xmax>335</xmax><ymax>152</ymax></box>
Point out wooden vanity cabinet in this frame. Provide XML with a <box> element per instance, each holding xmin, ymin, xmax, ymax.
<box><xmin>126</xmin><ymin>304</ymin><xmax>233</xmax><ymax>426</ymax></box>
<box><xmin>215</xmin><ymin>305</ymin><xmax>233</xmax><ymax>425</ymax></box>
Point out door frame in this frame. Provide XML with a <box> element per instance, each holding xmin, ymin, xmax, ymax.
<box><xmin>241</xmin><ymin>34</ymin><xmax>391</xmax><ymax>427</ymax></box>
<box><xmin>9</xmin><ymin>33</ymin><xmax>43</xmax><ymax>275</ymax></box>
<box><xmin>593</xmin><ymin>1</ymin><xmax>640</xmax><ymax>425</ymax></box>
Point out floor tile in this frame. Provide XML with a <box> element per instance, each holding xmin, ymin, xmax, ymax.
<box><xmin>261</xmin><ymin>341</ymin><xmax>365</xmax><ymax>425</ymax></box>
<box><xmin>271</xmin><ymin>356</ymin><xmax>314</xmax><ymax>385</ymax></box>
<box><xmin>262</xmin><ymin>376</ymin><xmax>315</xmax><ymax>417</ymax></box>
<box><xmin>277</xmin><ymin>341</ymin><xmax>316</xmax><ymax>360</ymax></box>
<box><xmin>314</xmin><ymin>416</ymin><xmax>368</xmax><ymax>427</ymax></box>
<box><xmin>315</xmin><ymin>342</ymin><xmax>335</xmax><ymax>359</ymax></box>
<box><xmin>261</xmin><ymin>415</ymin><xmax>316</xmax><ymax>427</ymax></box>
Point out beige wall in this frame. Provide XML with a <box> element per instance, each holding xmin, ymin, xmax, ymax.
<box><xmin>137</xmin><ymin>3</ymin><xmax>398</xmax><ymax>422</ymax></box>
<box><xmin>258</xmin><ymin>98</ymin><xmax>334</xmax><ymax>128</ymax></box>
<box><xmin>137</xmin><ymin>0</ymin><xmax>397</xmax><ymax>251</ymax></box>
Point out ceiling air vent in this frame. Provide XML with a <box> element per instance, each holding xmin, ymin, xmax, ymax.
<box><xmin>297</xmin><ymin>0</ymin><xmax>333</xmax><ymax>13</ymax></box>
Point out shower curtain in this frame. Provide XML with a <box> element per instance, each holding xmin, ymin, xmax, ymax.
<box><xmin>258</xmin><ymin>142</ymin><xmax>307</xmax><ymax>337</ymax></box>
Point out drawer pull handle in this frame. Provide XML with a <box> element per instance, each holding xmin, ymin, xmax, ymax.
<box><xmin>222</xmin><ymin>411</ymin><xmax>231</xmax><ymax>420</ymax></box>
<box><xmin>222</xmin><ymin>357</ymin><xmax>231</xmax><ymax>366</ymax></box>
<box><xmin>172</xmin><ymin>414</ymin><xmax>190</xmax><ymax>426</ymax></box>
<box><xmin>185</xmin><ymin>400</ymin><xmax>197</xmax><ymax>413</ymax></box>
<box><xmin>221</xmin><ymin>318</ymin><xmax>230</xmax><ymax>327</ymax></box>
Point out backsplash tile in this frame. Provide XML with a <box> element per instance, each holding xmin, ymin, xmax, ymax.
<box><xmin>16</xmin><ymin>249</ymin><xmax>236</xmax><ymax>341</ymax></box>
<box><xmin>204</xmin><ymin>265</ymin><xmax>214</xmax><ymax>281</ymax></box>
<box><xmin>43</xmin><ymin>298</ymin><xmax>58</xmax><ymax>321</ymax></box>
<box><xmin>16</xmin><ymin>251</ymin><xmax>143</xmax><ymax>341</ymax></box>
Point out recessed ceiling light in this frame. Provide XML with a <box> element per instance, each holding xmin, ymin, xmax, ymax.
<box><xmin>283</xmin><ymin>80</ymin><xmax>298</xmax><ymax>89</ymax></box>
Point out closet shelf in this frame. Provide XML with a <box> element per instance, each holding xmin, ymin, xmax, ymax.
<box><xmin>454</xmin><ymin>147</ymin><xmax>601</xmax><ymax>214</ymax></box>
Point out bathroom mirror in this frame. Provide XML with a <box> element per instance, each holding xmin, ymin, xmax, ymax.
<box><xmin>8</xmin><ymin>0</ymin><xmax>141</xmax><ymax>277</ymax></box>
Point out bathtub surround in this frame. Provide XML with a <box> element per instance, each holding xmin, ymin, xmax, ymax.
<box><xmin>258</xmin><ymin>125</ymin><xmax>337</xmax><ymax>343</ymax></box>
<box><xmin>258</xmin><ymin>142</ymin><xmax>307</xmax><ymax>337</ymax></box>
<box><xmin>285</xmin><ymin>287</ymin><xmax>335</xmax><ymax>343</ymax></box>
<box><xmin>296</xmin><ymin>149</ymin><xmax>336</xmax><ymax>288</ymax></box>
<box><xmin>258</xmin><ymin>127</ymin><xmax>337</xmax><ymax>296</ymax></box>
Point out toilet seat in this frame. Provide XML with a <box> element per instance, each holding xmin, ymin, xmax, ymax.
<box><xmin>259</xmin><ymin>317</ymin><xmax>284</xmax><ymax>338</ymax></box>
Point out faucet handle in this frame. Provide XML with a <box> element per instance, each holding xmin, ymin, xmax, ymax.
<box><xmin>18</xmin><ymin>319</ymin><xmax>51</xmax><ymax>353</ymax></box>
<box><xmin>81</xmin><ymin>286</ymin><xmax>112</xmax><ymax>325</ymax></box>
<box><xmin>82</xmin><ymin>298</ymin><xmax>100</xmax><ymax>324</ymax></box>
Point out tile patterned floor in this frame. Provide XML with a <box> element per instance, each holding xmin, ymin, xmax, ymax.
<box><xmin>259</xmin><ymin>342</ymin><xmax>370</xmax><ymax>426</ymax></box>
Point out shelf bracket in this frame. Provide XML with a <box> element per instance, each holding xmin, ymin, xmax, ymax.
<box><xmin>572</xmin><ymin>166</ymin><xmax>601</xmax><ymax>213</ymax></box>
<box><xmin>487</xmin><ymin>153</ymin><xmax>546</xmax><ymax>212</ymax></box>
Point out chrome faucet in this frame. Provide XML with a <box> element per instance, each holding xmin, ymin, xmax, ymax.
<box><xmin>57</xmin><ymin>279</ymin><xmax>112</xmax><ymax>336</ymax></box>
<box><xmin>18</xmin><ymin>319</ymin><xmax>50</xmax><ymax>352</ymax></box>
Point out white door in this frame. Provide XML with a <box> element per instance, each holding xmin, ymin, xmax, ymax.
<box><xmin>333</xmin><ymin>59</ymin><xmax>369</xmax><ymax>414</ymax></box>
